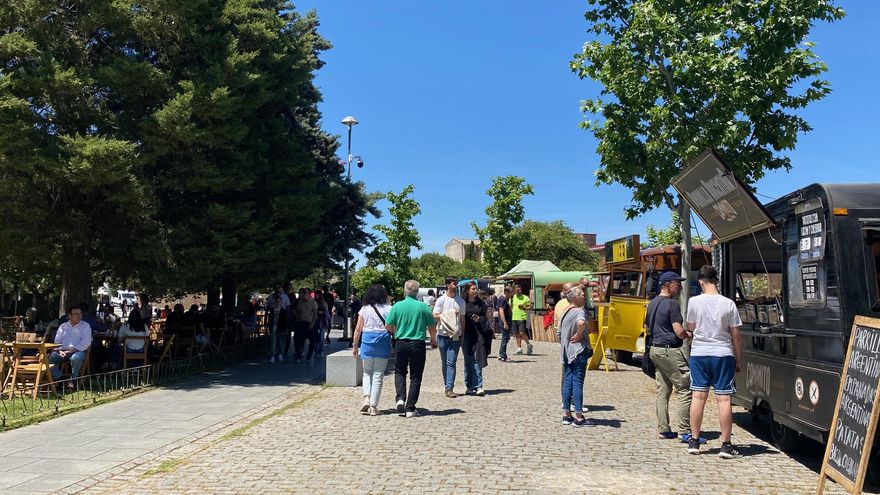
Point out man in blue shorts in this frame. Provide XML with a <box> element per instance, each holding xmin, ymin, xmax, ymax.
<box><xmin>686</xmin><ymin>265</ymin><xmax>743</xmax><ymax>458</ymax></box>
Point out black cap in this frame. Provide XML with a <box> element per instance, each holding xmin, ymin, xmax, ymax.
<box><xmin>659</xmin><ymin>271</ymin><xmax>686</xmax><ymax>285</ymax></box>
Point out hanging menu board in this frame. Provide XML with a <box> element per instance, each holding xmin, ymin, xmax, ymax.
<box><xmin>801</xmin><ymin>264</ymin><xmax>819</xmax><ymax>301</ymax></box>
<box><xmin>817</xmin><ymin>316</ymin><xmax>880</xmax><ymax>494</ymax></box>
<box><xmin>795</xmin><ymin>199</ymin><xmax>826</xmax><ymax>262</ymax></box>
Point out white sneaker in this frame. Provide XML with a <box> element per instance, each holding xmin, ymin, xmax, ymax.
<box><xmin>268</xmin><ymin>356</ymin><xmax>275</xmax><ymax>363</ymax></box>
<box><xmin>276</xmin><ymin>354</ymin><xmax>283</xmax><ymax>362</ymax></box>
<box><xmin>515</xmin><ymin>348</ymin><xmax>524</xmax><ymax>355</ymax></box>
<box><xmin>360</xmin><ymin>397</ymin><xmax>370</xmax><ymax>413</ymax></box>
<box><xmin>475</xmin><ymin>387</ymin><xmax>486</xmax><ymax>397</ymax></box>
<box><xmin>405</xmin><ymin>410</ymin><xmax>419</xmax><ymax>418</ymax></box>
<box><xmin>368</xmin><ymin>406</ymin><xmax>379</xmax><ymax>416</ymax></box>
<box><xmin>396</xmin><ymin>400</ymin><xmax>405</xmax><ymax>413</ymax></box>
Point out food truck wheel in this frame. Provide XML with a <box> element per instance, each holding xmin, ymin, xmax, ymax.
<box><xmin>769</xmin><ymin>411</ymin><xmax>799</xmax><ymax>452</ymax></box>
<box><xmin>612</xmin><ymin>350</ymin><xmax>633</xmax><ymax>364</ymax></box>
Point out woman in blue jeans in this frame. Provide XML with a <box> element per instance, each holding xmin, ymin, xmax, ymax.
<box><xmin>352</xmin><ymin>284</ymin><xmax>393</xmax><ymax>416</ymax></box>
<box><xmin>558</xmin><ymin>287</ymin><xmax>594</xmax><ymax>427</ymax></box>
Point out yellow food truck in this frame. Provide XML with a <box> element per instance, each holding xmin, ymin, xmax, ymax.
<box><xmin>589</xmin><ymin>235</ymin><xmax>711</xmax><ymax>370</ymax></box>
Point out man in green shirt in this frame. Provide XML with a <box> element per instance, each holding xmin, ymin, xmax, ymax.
<box><xmin>511</xmin><ymin>284</ymin><xmax>534</xmax><ymax>355</ymax></box>
<box><xmin>386</xmin><ymin>280</ymin><xmax>437</xmax><ymax>417</ymax></box>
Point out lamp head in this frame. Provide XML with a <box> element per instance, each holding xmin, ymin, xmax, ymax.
<box><xmin>341</xmin><ymin>116</ymin><xmax>359</xmax><ymax>127</ymax></box>
<box><xmin>356</xmin><ymin>157</ymin><xmax>364</xmax><ymax>168</ymax></box>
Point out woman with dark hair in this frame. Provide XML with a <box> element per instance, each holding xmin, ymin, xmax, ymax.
<box><xmin>352</xmin><ymin>283</ymin><xmax>393</xmax><ymax>415</ymax></box>
<box><xmin>463</xmin><ymin>283</ymin><xmax>488</xmax><ymax>396</ymax></box>
<box><xmin>117</xmin><ymin>308</ymin><xmax>149</xmax><ymax>367</ymax></box>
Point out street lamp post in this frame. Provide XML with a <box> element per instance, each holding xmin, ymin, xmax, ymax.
<box><xmin>341</xmin><ymin>115</ymin><xmax>359</xmax><ymax>341</ymax></box>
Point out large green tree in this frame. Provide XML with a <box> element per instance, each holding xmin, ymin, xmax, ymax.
<box><xmin>0</xmin><ymin>1</ymin><xmax>375</xmax><ymax>313</ymax></box>
<box><xmin>513</xmin><ymin>220</ymin><xmax>599</xmax><ymax>272</ymax></box>
<box><xmin>410</xmin><ymin>253</ymin><xmax>486</xmax><ymax>288</ymax></box>
<box><xmin>571</xmin><ymin>0</ymin><xmax>843</xmax><ymax>303</ymax></box>
<box><xmin>367</xmin><ymin>185</ymin><xmax>422</xmax><ymax>298</ymax></box>
<box><xmin>472</xmin><ymin>176</ymin><xmax>534</xmax><ymax>276</ymax></box>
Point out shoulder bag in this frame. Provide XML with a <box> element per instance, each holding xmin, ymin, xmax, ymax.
<box><xmin>641</xmin><ymin>298</ymin><xmax>664</xmax><ymax>379</ymax></box>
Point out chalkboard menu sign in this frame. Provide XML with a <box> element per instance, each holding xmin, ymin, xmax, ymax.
<box><xmin>818</xmin><ymin>316</ymin><xmax>880</xmax><ymax>494</ymax></box>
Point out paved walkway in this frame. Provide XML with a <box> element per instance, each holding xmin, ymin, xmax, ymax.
<box><xmin>0</xmin><ymin>336</ymin><xmax>349</xmax><ymax>494</ymax></box>
<box><xmin>0</xmin><ymin>336</ymin><xmax>859</xmax><ymax>494</ymax></box>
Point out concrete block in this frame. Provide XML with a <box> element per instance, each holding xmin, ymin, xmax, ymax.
<box><xmin>326</xmin><ymin>350</ymin><xmax>362</xmax><ymax>387</ymax></box>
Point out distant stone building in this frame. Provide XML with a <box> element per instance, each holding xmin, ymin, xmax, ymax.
<box><xmin>445</xmin><ymin>238</ymin><xmax>483</xmax><ymax>262</ymax></box>
<box><xmin>575</xmin><ymin>233</ymin><xmax>597</xmax><ymax>248</ymax></box>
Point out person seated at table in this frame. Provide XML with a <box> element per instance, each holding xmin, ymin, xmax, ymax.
<box><xmin>241</xmin><ymin>301</ymin><xmax>257</xmax><ymax>337</ymax></box>
<box><xmin>80</xmin><ymin>302</ymin><xmax>106</xmax><ymax>333</ymax></box>
<box><xmin>20</xmin><ymin>307</ymin><xmax>45</xmax><ymax>338</ymax></box>
<box><xmin>164</xmin><ymin>303</ymin><xmax>186</xmax><ymax>337</ymax></box>
<box><xmin>116</xmin><ymin>310</ymin><xmax>149</xmax><ymax>366</ymax></box>
<box><xmin>49</xmin><ymin>304</ymin><xmax>93</xmax><ymax>380</ymax></box>
<box><xmin>183</xmin><ymin>304</ymin><xmax>210</xmax><ymax>351</ymax></box>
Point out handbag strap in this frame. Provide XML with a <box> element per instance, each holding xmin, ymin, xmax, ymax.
<box><xmin>559</xmin><ymin>307</ymin><xmax>577</xmax><ymax>327</ymax></box>
<box><xmin>370</xmin><ymin>304</ymin><xmax>386</xmax><ymax>325</ymax></box>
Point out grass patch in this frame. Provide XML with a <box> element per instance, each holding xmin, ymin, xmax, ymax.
<box><xmin>142</xmin><ymin>456</ymin><xmax>193</xmax><ymax>477</ymax></box>
<box><xmin>139</xmin><ymin>387</ymin><xmax>327</xmax><ymax>479</ymax></box>
<box><xmin>2</xmin><ymin>385</ymin><xmax>154</xmax><ymax>430</ymax></box>
<box><xmin>221</xmin><ymin>388</ymin><xmax>325</xmax><ymax>441</ymax></box>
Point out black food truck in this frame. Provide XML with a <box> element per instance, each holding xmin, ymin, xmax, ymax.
<box><xmin>674</xmin><ymin>150</ymin><xmax>880</xmax><ymax>478</ymax></box>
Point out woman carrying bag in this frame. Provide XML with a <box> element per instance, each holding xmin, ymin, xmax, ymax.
<box><xmin>352</xmin><ymin>284</ymin><xmax>393</xmax><ymax>416</ymax></box>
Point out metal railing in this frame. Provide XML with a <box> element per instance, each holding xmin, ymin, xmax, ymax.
<box><xmin>0</xmin><ymin>335</ymin><xmax>267</xmax><ymax>430</ymax></box>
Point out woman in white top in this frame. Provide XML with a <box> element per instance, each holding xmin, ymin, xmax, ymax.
<box><xmin>352</xmin><ymin>284</ymin><xmax>393</xmax><ymax>416</ymax></box>
<box><xmin>116</xmin><ymin>309</ymin><xmax>149</xmax><ymax>367</ymax></box>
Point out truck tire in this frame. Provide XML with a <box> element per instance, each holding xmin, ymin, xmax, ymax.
<box><xmin>769</xmin><ymin>410</ymin><xmax>799</xmax><ymax>452</ymax></box>
<box><xmin>612</xmin><ymin>350</ymin><xmax>633</xmax><ymax>364</ymax></box>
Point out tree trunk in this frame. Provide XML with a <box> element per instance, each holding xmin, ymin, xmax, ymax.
<box><xmin>59</xmin><ymin>241</ymin><xmax>92</xmax><ymax>317</ymax></box>
<box><xmin>678</xmin><ymin>196</ymin><xmax>693</xmax><ymax>317</ymax></box>
<box><xmin>207</xmin><ymin>287</ymin><xmax>220</xmax><ymax>309</ymax></box>
<box><xmin>221</xmin><ymin>277</ymin><xmax>237</xmax><ymax>315</ymax></box>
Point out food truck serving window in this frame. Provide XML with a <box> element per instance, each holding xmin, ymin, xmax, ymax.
<box><xmin>607</xmin><ymin>269</ymin><xmax>644</xmax><ymax>299</ymax></box>
<box><xmin>864</xmin><ymin>220</ymin><xmax>880</xmax><ymax>310</ymax></box>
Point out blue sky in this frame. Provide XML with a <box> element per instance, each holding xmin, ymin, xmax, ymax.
<box><xmin>295</xmin><ymin>1</ymin><xmax>880</xmax><ymax>257</ymax></box>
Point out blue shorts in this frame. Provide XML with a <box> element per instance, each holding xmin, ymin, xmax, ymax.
<box><xmin>690</xmin><ymin>355</ymin><xmax>736</xmax><ymax>395</ymax></box>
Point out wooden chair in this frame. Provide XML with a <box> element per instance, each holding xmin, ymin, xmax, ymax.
<box><xmin>172</xmin><ymin>327</ymin><xmax>196</xmax><ymax>359</ymax></box>
<box><xmin>122</xmin><ymin>336</ymin><xmax>150</xmax><ymax>368</ymax></box>
<box><xmin>0</xmin><ymin>317</ymin><xmax>21</xmax><ymax>342</ymax></box>
<box><xmin>154</xmin><ymin>334</ymin><xmax>175</xmax><ymax>376</ymax></box>
<box><xmin>58</xmin><ymin>346</ymin><xmax>92</xmax><ymax>380</ymax></box>
<box><xmin>9</xmin><ymin>342</ymin><xmax>55</xmax><ymax>399</ymax></box>
<box><xmin>1</xmin><ymin>343</ymin><xmax>14</xmax><ymax>393</ymax></box>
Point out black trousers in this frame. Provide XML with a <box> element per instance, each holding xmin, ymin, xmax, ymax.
<box><xmin>395</xmin><ymin>339</ymin><xmax>426</xmax><ymax>412</ymax></box>
<box><xmin>293</xmin><ymin>320</ymin><xmax>310</xmax><ymax>358</ymax></box>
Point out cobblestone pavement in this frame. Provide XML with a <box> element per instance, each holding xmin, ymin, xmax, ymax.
<box><xmin>74</xmin><ymin>340</ymin><xmax>854</xmax><ymax>495</ymax></box>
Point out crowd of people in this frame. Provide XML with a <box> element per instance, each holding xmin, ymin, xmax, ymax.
<box><xmin>263</xmin><ymin>284</ymin><xmax>336</xmax><ymax>363</ymax></box>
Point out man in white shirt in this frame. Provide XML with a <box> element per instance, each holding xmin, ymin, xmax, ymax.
<box><xmin>50</xmin><ymin>304</ymin><xmax>93</xmax><ymax>380</ymax></box>
<box><xmin>433</xmin><ymin>277</ymin><xmax>466</xmax><ymax>398</ymax></box>
<box><xmin>686</xmin><ymin>265</ymin><xmax>743</xmax><ymax>458</ymax></box>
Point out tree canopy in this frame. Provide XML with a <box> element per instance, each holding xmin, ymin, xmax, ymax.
<box><xmin>366</xmin><ymin>185</ymin><xmax>422</xmax><ymax>298</ymax></box>
<box><xmin>0</xmin><ymin>1</ymin><xmax>375</xmax><ymax>312</ymax></box>
<box><xmin>513</xmin><ymin>220</ymin><xmax>599</xmax><ymax>272</ymax></box>
<box><xmin>571</xmin><ymin>0</ymin><xmax>843</xmax><ymax>304</ymax></box>
<box><xmin>472</xmin><ymin>176</ymin><xmax>533</xmax><ymax>276</ymax></box>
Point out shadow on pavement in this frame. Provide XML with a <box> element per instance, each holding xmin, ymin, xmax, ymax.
<box><xmin>584</xmin><ymin>404</ymin><xmax>616</xmax><ymax>412</ymax></box>
<box><xmin>503</xmin><ymin>360</ymin><xmax>535</xmax><ymax>364</ymax></box>
<box><xmin>484</xmin><ymin>388</ymin><xmax>514</xmax><ymax>396</ymax></box>
<box><xmin>422</xmin><ymin>408</ymin><xmax>465</xmax><ymax>417</ymax></box>
<box><xmin>589</xmin><ymin>418</ymin><xmax>625</xmax><ymax>428</ymax></box>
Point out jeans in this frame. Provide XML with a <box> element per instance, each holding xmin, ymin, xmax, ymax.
<box><xmin>395</xmin><ymin>339</ymin><xmax>426</xmax><ymax>412</ymax></box>
<box><xmin>462</xmin><ymin>331</ymin><xmax>483</xmax><ymax>390</ymax></box>
<box><xmin>650</xmin><ymin>345</ymin><xmax>692</xmax><ymax>434</ymax></box>
<box><xmin>49</xmin><ymin>350</ymin><xmax>87</xmax><ymax>380</ymax></box>
<box><xmin>499</xmin><ymin>327</ymin><xmax>511</xmax><ymax>359</ymax></box>
<box><xmin>269</xmin><ymin>324</ymin><xmax>286</xmax><ymax>356</ymax></box>
<box><xmin>561</xmin><ymin>351</ymin><xmax>589</xmax><ymax>412</ymax></box>
<box><xmin>436</xmin><ymin>335</ymin><xmax>460</xmax><ymax>391</ymax></box>
<box><xmin>362</xmin><ymin>358</ymin><xmax>388</xmax><ymax>407</ymax></box>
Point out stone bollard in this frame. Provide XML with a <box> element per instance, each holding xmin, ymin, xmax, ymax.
<box><xmin>326</xmin><ymin>349</ymin><xmax>362</xmax><ymax>386</ymax></box>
